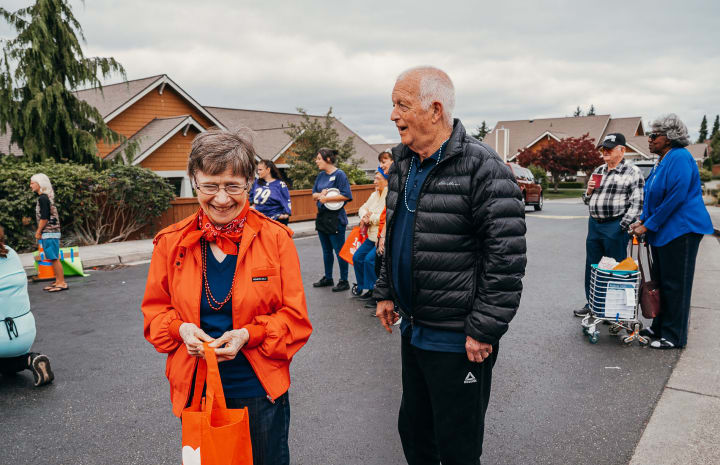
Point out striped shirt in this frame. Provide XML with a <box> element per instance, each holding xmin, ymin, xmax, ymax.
<box><xmin>583</xmin><ymin>160</ymin><xmax>644</xmax><ymax>230</ymax></box>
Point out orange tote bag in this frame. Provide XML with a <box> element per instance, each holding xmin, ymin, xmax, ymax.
<box><xmin>339</xmin><ymin>226</ymin><xmax>367</xmax><ymax>265</ymax></box>
<box><xmin>181</xmin><ymin>343</ymin><xmax>253</xmax><ymax>465</ymax></box>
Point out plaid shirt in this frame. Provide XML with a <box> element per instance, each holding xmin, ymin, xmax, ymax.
<box><xmin>583</xmin><ymin>160</ymin><xmax>644</xmax><ymax>230</ymax></box>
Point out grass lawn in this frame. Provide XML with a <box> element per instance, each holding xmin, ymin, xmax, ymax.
<box><xmin>544</xmin><ymin>188</ymin><xmax>585</xmax><ymax>200</ymax></box>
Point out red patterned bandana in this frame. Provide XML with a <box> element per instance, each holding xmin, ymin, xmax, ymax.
<box><xmin>194</xmin><ymin>201</ymin><xmax>250</xmax><ymax>255</ymax></box>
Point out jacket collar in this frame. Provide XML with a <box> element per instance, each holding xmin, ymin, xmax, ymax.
<box><xmin>393</xmin><ymin>119</ymin><xmax>467</xmax><ymax>163</ymax></box>
<box><xmin>172</xmin><ymin>208</ymin><xmax>265</xmax><ymax>250</ymax></box>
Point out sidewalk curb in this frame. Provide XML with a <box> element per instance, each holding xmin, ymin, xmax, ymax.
<box><xmin>22</xmin><ymin>217</ymin><xmax>360</xmax><ymax>277</ymax></box>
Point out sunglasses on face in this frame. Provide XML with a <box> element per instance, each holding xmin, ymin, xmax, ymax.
<box><xmin>648</xmin><ymin>133</ymin><xmax>666</xmax><ymax>140</ymax></box>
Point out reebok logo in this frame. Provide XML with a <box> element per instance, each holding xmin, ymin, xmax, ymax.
<box><xmin>464</xmin><ymin>372</ymin><xmax>477</xmax><ymax>384</ymax></box>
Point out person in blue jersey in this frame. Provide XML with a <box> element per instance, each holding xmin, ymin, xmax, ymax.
<box><xmin>0</xmin><ymin>226</ymin><xmax>54</xmax><ymax>387</ymax></box>
<box><xmin>311</xmin><ymin>148</ymin><xmax>353</xmax><ymax>292</ymax></box>
<box><xmin>251</xmin><ymin>159</ymin><xmax>292</xmax><ymax>225</ymax></box>
<box><xmin>630</xmin><ymin>114</ymin><xmax>713</xmax><ymax>350</ymax></box>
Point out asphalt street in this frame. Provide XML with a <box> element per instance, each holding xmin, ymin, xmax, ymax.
<box><xmin>1</xmin><ymin>200</ymin><xmax>680</xmax><ymax>465</ymax></box>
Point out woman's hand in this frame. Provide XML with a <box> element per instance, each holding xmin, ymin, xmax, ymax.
<box><xmin>629</xmin><ymin>221</ymin><xmax>648</xmax><ymax>236</ymax></box>
<box><xmin>208</xmin><ymin>328</ymin><xmax>250</xmax><ymax>362</ymax></box>
<box><xmin>35</xmin><ymin>231</ymin><xmax>42</xmax><ymax>240</ymax></box>
<box><xmin>179</xmin><ymin>323</ymin><xmax>215</xmax><ymax>358</ymax></box>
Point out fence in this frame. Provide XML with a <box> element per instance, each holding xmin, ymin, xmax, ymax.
<box><xmin>147</xmin><ymin>184</ymin><xmax>376</xmax><ymax>234</ymax></box>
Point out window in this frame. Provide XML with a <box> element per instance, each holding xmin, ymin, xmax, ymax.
<box><xmin>166</xmin><ymin>177</ymin><xmax>183</xmax><ymax>197</ymax></box>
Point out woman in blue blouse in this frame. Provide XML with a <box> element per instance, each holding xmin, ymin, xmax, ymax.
<box><xmin>311</xmin><ymin>148</ymin><xmax>353</xmax><ymax>292</ymax></box>
<box><xmin>630</xmin><ymin>114</ymin><xmax>713</xmax><ymax>349</ymax></box>
<box><xmin>251</xmin><ymin>159</ymin><xmax>292</xmax><ymax>225</ymax></box>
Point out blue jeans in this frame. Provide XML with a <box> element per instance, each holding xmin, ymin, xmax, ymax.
<box><xmin>584</xmin><ymin>217</ymin><xmax>630</xmax><ymax>303</ymax></box>
<box><xmin>352</xmin><ymin>239</ymin><xmax>377</xmax><ymax>290</ymax></box>
<box><xmin>226</xmin><ymin>393</ymin><xmax>290</xmax><ymax>465</ymax></box>
<box><xmin>318</xmin><ymin>229</ymin><xmax>348</xmax><ymax>281</ymax></box>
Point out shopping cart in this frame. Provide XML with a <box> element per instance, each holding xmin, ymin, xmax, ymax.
<box><xmin>581</xmin><ymin>264</ymin><xmax>649</xmax><ymax>346</ymax></box>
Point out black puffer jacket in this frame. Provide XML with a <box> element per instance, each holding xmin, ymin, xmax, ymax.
<box><xmin>373</xmin><ymin>120</ymin><xmax>527</xmax><ymax>345</ymax></box>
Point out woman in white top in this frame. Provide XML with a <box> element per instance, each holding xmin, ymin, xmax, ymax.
<box><xmin>352</xmin><ymin>170</ymin><xmax>388</xmax><ymax>300</ymax></box>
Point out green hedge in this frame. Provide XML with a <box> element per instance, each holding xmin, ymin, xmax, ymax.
<box><xmin>0</xmin><ymin>157</ymin><xmax>174</xmax><ymax>251</ymax></box>
<box><xmin>699</xmin><ymin>168</ymin><xmax>712</xmax><ymax>183</ymax></box>
<box><xmin>558</xmin><ymin>181</ymin><xmax>584</xmax><ymax>189</ymax></box>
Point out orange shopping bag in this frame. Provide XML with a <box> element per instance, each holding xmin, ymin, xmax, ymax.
<box><xmin>181</xmin><ymin>343</ymin><xmax>253</xmax><ymax>465</ymax></box>
<box><xmin>339</xmin><ymin>226</ymin><xmax>367</xmax><ymax>265</ymax></box>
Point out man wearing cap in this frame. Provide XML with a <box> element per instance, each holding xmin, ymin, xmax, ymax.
<box><xmin>574</xmin><ymin>133</ymin><xmax>645</xmax><ymax>317</ymax></box>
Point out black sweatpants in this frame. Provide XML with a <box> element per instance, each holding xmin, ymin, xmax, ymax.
<box><xmin>649</xmin><ymin>232</ymin><xmax>703</xmax><ymax>347</ymax></box>
<box><xmin>398</xmin><ymin>335</ymin><xmax>497</xmax><ymax>465</ymax></box>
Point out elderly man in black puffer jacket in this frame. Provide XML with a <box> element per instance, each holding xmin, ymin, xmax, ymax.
<box><xmin>373</xmin><ymin>66</ymin><xmax>526</xmax><ymax>465</ymax></box>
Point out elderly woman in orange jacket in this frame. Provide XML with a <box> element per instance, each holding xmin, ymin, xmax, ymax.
<box><xmin>142</xmin><ymin>129</ymin><xmax>312</xmax><ymax>465</ymax></box>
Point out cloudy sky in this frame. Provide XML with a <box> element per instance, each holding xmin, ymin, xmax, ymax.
<box><xmin>2</xmin><ymin>0</ymin><xmax>719</xmax><ymax>143</ymax></box>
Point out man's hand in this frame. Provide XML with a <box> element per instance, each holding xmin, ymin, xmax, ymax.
<box><xmin>586</xmin><ymin>179</ymin><xmax>596</xmax><ymax>196</ymax></box>
<box><xmin>465</xmin><ymin>336</ymin><xmax>493</xmax><ymax>363</ymax></box>
<box><xmin>376</xmin><ymin>300</ymin><xmax>398</xmax><ymax>333</ymax></box>
<box><xmin>179</xmin><ymin>322</ymin><xmax>215</xmax><ymax>358</ymax></box>
<box><xmin>208</xmin><ymin>328</ymin><xmax>250</xmax><ymax>362</ymax></box>
<box><xmin>377</xmin><ymin>236</ymin><xmax>385</xmax><ymax>255</ymax></box>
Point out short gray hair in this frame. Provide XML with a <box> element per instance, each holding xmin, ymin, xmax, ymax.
<box><xmin>650</xmin><ymin>113</ymin><xmax>690</xmax><ymax>147</ymax></box>
<box><xmin>188</xmin><ymin>128</ymin><xmax>257</xmax><ymax>182</ymax></box>
<box><xmin>397</xmin><ymin>66</ymin><xmax>455</xmax><ymax>126</ymax></box>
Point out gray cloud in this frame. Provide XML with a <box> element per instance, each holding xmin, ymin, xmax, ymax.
<box><xmin>2</xmin><ymin>0</ymin><xmax>719</xmax><ymax>142</ymax></box>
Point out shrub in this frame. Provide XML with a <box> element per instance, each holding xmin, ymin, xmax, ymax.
<box><xmin>527</xmin><ymin>165</ymin><xmax>549</xmax><ymax>190</ymax></box>
<box><xmin>0</xmin><ymin>157</ymin><xmax>174</xmax><ymax>251</ymax></box>
<box><xmin>559</xmin><ymin>181</ymin><xmax>584</xmax><ymax>189</ymax></box>
<box><xmin>699</xmin><ymin>168</ymin><xmax>712</xmax><ymax>183</ymax></box>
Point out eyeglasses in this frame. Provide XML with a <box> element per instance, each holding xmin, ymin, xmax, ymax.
<box><xmin>193</xmin><ymin>180</ymin><xmax>250</xmax><ymax>195</ymax></box>
<box><xmin>648</xmin><ymin>133</ymin><xmax>666</xmax><ymax>140</ymax></box>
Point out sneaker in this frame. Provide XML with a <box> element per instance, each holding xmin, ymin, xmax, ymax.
<box><xmin>364</xmin><ymin>300</ymin><xmax>377</xmax><ymax>309</ymax></box>
<box><xmin>357</xmin><ymin>290</ymin><xmax>374</xmax><ymax>300</ymax></box>
<box><xmin>649</xmin><ymin>338</ymin><xmax>676</xmax><ymax>350</ymax></box>
<box><xmin>639</xmin><ymin>328</ymin><xmax>656</xmax><ymax>338</ymax></box>
<box><xmin>332</xmin><ymin>280</ymin><xmax>350</xmax><ymax>292</ymax></box>
<box><xmin>29</xmin><ymin>354</ymin><xmax>54</xmax><ymax>387</ymax></box>
<box><xmin>393</xmin><ymin>316</ymin><xmax>402</xmax><ymax>326</ymax></box>
<box><xmin>573</xmin><ymin>305</ymin><xmax>591</xmax><ymax>317</ymax></box>
<box><xmin>313</xmin><ymin>276</ymin><xmax>334</xmax><ymax>288</ymax></box>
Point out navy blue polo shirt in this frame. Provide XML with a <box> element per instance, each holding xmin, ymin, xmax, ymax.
<box><xmin>312</xmin><ymin>169</ymin><xmax>353</xmax><ymax>227</ymax></box>
<box><xmin>200</xmin><ymin>243</ymin><xmax>265</xmax><ymax>398</ymax></box>
<box><xmin>391</xmin><ymin>143</ymin><xmax>466</xmax><ymax>353</ymax></box>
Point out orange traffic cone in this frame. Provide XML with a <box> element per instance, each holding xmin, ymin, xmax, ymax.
<box><xmin>34</xmin><ymin>245</ymin><xmax>56</xmax><ymax>281</ymax></box>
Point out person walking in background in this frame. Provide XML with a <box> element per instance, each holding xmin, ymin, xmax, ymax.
<box><xmin>142</xmin><ymin>129</ymin><xmax>312</xmax><ymax>465</ymax></box>
<box><xmin>0</xmin><ymin>225</ymin><xmax>54</xmax><ymax>387</ymax></box>
<box><xmin>311</xmin><ymin>148</ymin><xmax>353</xmax><ymax>292</ymax></box>
<box><xmin>30</xmin><ymin>173</ymin><xmax>67</xmax><ymax>292</ymax></box>
<box><xmin>251</xmin><ymin>159</ymin><xmax>292</xmax><ymax>224</ymax></box>
<box><xmin>374</xmin><ymin>66</ymin><xmax>527</xmax><ymax>464</ymax></box>
<box><xmin>574</xmin><ymin>133</ymin><xmax>644</xmax><ymax>317</ymax></box>
<box><xmin>352</xmin><ymin>169</ymin><xmax>388</xmax><ymax>303</ymax></box>
<box><xmin>630</xmin><ymin>114</ymin><xmax>713</xmax><ymax>349</ymax></box>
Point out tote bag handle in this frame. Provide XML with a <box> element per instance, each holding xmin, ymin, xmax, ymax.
<box><xmin>203</xmin><ymin>342</ymin><xmax>227</xmax><ymax>411</ymax></box>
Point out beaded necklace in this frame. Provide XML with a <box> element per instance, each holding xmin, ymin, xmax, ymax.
<box><xmin>403</xmin><ymin>140</ymin><xmax>448</xmax><ymax>213</ymax></box>
<box><xmin>201</xmin><ymin>239</ymin><xmax>238</xmax><ymax>311</ymax></box>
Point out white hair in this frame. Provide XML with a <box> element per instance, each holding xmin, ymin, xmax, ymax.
<box><xmin>30</xmin><ymin>173</ymin><xmax>55</xmax><ymax>200</ymax></box>
<box><xmin>651</xmin><ymin>113</ymin><xmax>690</xmax><ymax>147</ymax></box>
<box><xmin>397</xmin><ymin>66</ymin><xmax>455</xmax><ymax>126</ymax></box>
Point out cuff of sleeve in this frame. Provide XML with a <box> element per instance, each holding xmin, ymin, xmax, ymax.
<box><xmin>643</xmin><ymin>217</ymin><xmax>658</xmax><ymax>232</ymax></box>
<box><xmin>168</xmin><ymin>319</ymin><xmax>184</xmax><ymax>343</ymax></box>
<box><xmin>243</xmin><ymin>324</ymin><xmax>267</xmax><ymax>348</ymax></box>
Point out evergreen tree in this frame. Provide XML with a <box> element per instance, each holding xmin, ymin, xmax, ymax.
<box><xmin>472</xmin><ymin>121</ymin><xmax>490</xmax><ymax>141</ymax></box>
<box><xmin>0</xmin><ymin>0</ymin><xmax>126</xmax><ymax>165</ymax></box>
<box><xmin>587</xmin><ymin>105</ymin><xmax>596</xmax><ymax>116</ymax></box>
<box><xmin>284</xmin><ymin>107</ymin><xmax>367</xmax><ymax>189</ymax></box>
<box><xmin>697</xmin><ymin>115</ymin><xmax>708</xmax><ymax>143</ymax></box>
<box><xmin>711</xmin><ymin>115</ymin><xmax>720</xmax><ymax>139</ymax></box>
<box><xmin>573</xmin><ymin>106</ymin><xmax>583</xmax><ymax>117</ymax></box>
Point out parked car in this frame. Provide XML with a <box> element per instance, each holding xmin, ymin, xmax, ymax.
<box><xmin>630</xmin><ymin>160</ymin><xmax>657</xmax><ymax>179</ymax></box>
<box><xmin>506</xmin><ymin>163</ymin><xmax>543</xmax><ymax>211</ymax></box>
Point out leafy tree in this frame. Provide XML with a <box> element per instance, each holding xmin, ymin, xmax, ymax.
<box><xmin>573</xmin><ymin>106</ymin><xmax>583</xmax><ymax>117</ymax></box>
<box><xmin>587</xmin><ymin>105</ymin><xmax>596</xmax><ymax>116</ymax></box>
<box><xmin>516</xmin><ymin>134</ymin><xmax>601</xmax><ymax>192</ymax></box>
<box><xmin>284</xmin><ymin>107</ymin><xmax>368</xmax><ymax>189</ymax></box>
<box><xmin>0</xmin><ymin>0</ymin><xmax>127</xmax><ymax>166</ymax></box>
<box><xmin>472</xmin><ymin>121</ymin><xmax>490</xmax><ymax>141</ymax></box>
<box><xmin>709</xmin><ymin>131</ymin><xmax>720</xmax><ymax>165</ymax></box>
<box><xmin>711</xmin><ymin>115</ymin><xmax>720</xmax><ymax>139</ymax></box>
<box><xmin>697</xmin><ymin>115</ymin><xmax>708</xmax><ymax>143</ymax></box>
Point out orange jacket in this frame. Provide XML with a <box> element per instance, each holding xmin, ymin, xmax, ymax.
<box><xmin>142</xmin><ymin>209</ymin><xmax>312</xmax><ymax>417</ymax></box>
<box><xmin>377</xmin><ymin>207</ymin><xmax>386</xmax><ymax>241</ymax></box>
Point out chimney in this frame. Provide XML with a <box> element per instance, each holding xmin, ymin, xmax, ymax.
<box><xmin>495</xmin><ymin>126</ymin><xmax>509</xmax><ymax>161</ymax></box>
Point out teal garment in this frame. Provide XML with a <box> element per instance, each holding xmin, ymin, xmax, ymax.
<box><xmin>0</xmin><ymin>246</ymin><xmax>36</xmax><ymax>357</ymax></box>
